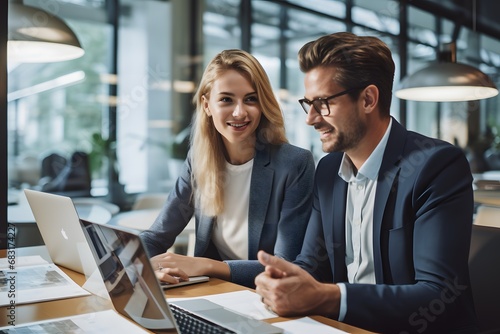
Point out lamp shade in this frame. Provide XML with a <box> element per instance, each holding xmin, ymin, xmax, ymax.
<box><xmin>8</xmin><ymin>3</ymin><xmax>85</xmax><ymax>63</ymax></box>
<box><xmin>396</xmin><ymin>41</ymin><xmax>498</xmax><ymax>102</ymax></box>
<box><xmin>395</xmin><ymin>62</ymin><xmax>498</xmax><ymax>102</ymax></box>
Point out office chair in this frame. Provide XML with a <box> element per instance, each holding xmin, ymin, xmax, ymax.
<box><xmin>40</xmin><ymin>151</ymin><xmax>92</xmax><ymax>197</ymax></box>
<box><xmin>468</xmin><ymin>224</ymin><xmax>500</xmax><ymax>333</ymax></box>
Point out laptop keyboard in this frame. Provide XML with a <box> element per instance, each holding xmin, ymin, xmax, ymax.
<box><xmin>170</xmin><ymin>303</ymin><xmax>237</xmax><ymax>334</ymax></box>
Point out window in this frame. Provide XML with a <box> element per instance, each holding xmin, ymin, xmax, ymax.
<box><xmin>7</xmin><ymin>0</ymin><xmax>500</xmax><ymax>209</ymax></box>
<box><xmin>8</xmin><ymin>16</ymin><xmax>110</xmax><ymax>192</ymax></box>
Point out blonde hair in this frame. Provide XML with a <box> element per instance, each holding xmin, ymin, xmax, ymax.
<box><xmin>190</xmin><ymin>49</ymin><xmax>287</xmax><ymax>216</ymax></box>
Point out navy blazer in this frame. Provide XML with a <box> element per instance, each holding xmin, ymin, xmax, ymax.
<box><xmin>141</xmin><ymin>142</ymin><xmax>315</xmax><ymax>288</ymax></box>
<box><xmin>295</xmin><ymin>119</ymin><xmax>477</xmax><ymax>333</ymax></box>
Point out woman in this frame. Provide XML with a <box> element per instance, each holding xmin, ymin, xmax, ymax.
<box><xmin>140</xmin><ymin>49</ymin><xmax>314</xmax><ymax>288</ymax></box>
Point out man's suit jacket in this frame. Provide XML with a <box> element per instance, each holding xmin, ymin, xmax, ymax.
<box><xmin>295</xmin><ymin>119</ymin><xmax>477</xmax><ymax>333</ymax></box>
<box><xmin>141</xmin><ymin>142</ymin><xmax>315</xmax><ymax>288</ymax></box>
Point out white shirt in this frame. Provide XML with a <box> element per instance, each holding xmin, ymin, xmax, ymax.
<box><xmin>343</xmin><ymin>159</ymin><xmax>377</xmax><ymax>284</ymax></box>
<box><xmin>211</xmin><ymin>159</ymin><xmax>253</xmax><ymax>260</ymax></box>
<box><xmin>337</xmin><ymin>118</ymin><xmax>392</xmax><ymax>320</ymax></box>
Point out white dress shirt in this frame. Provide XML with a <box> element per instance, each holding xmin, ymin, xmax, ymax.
<box><xmin>337</xmin><ymin>118</ymin><xmax>392</xmax><ymax>320</ymax></box>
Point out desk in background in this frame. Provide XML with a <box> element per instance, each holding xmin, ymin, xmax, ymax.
<box><xmin>473</xmin><ymin>171</ymin><xmax>500</xmax><ymax>207</ymax></box>
<box><xmin>0</xmin><ymin>247</ymin><xmax>375</xmax><ymax>333</ymax></box>
<box><xmin>474</xmin><ymin>189</ymin><xmax>500</xmax><ymax>207</ymax></box>
<box><xmin>108</xmin><ymin>210</ymin><xmax>196</xmax><ymax>255</ymax></box>
<box><xmin>107</xmin><ymin>208</ymin><xmax>161</xmax><ymax>231</ymax></box>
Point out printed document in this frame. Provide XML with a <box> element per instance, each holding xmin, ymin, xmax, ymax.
<box><xmin>0</xmin><ymin>256</ymin><xmax>90</xmax><ymax>306</ymax></box>
<box><xmin>0</xmin><ymin>309</ymin><xmax>149</xmax><ymax>333</ymax></box>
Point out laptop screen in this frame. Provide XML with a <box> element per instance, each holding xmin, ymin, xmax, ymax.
<box><xmin>80</xmin><ymin>219</ymin><xmax>178</xmax><ymax>333</ymax></box>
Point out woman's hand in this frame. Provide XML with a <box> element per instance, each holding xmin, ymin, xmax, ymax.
<box><xmin>150</xmin><ymin>252</ymin><xmax>231</xmax><ymax>282</ymax></box>
<box><xmin>150</xmin><ymin>253</ymin><xmax>188</xmax><ymax>284</ymax></box>
<box><xmin>150</xmin><ymin>252</ymin><xmax>195</xmax><ymax>284</ymax></box>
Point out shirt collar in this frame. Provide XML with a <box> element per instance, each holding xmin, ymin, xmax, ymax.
<box><xmin>339</xmin><ymin>118</ymin><xmax>393</xmax><ymax>182</ymax></box>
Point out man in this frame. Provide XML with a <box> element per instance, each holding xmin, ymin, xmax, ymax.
<box><xmin>255</xmin><ymin>32</ymin><xmax>478</xmax><ymax>334</ymax></box>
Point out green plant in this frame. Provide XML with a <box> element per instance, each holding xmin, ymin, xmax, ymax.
<box><xmin>88</xmin><ymin>132</ymin><xmax>117</xmax><ymax>178</ymax></box>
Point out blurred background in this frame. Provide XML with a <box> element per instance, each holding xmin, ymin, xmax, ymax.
<box><xmin>4</xmin><ymin>0</ymin><xmax>500</xmax><ymax>213</ymax></box>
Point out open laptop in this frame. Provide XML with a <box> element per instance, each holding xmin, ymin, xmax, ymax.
<box><xmin>24</xmin><ymin>189</ymin><xmax>208</xmax><ymax>290</ymax></box>
<box><xmin>79</xmin><ymin>219</ymin><xmax>283</xmax><ymax>334</ymax></box>
<box><xmin>23</xmin><ymin>189</ymin><xmax>97</xmax><ymax>276</ymax></box>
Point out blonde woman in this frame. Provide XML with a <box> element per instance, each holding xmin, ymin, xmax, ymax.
<box><xmin>141</xmin><ymin>49</ymin><xmax>314</xmax><ymax>288</ymax></box>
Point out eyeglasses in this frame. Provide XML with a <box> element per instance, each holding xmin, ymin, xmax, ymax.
<box><xmin>298</xmin><ymin>86</ymin><xmax>366</xmax><ymax>116</ymax></box>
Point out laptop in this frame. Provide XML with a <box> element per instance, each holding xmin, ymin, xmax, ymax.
<box><xmin>24</xmin><ymin>189</ymin><xmax>208</xmax><ymax>290</ymax></box>
<box><xmin>79</xmin><ymin>219</ymin><xmax>283</xmax><ymax>334</ymax></box>
<box><xmin>23</xmin><ymin>189</ymin><xmax>97</xmax><ymax>276</ymax></box>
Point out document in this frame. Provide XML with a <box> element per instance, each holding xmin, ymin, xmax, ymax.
<box><xmin>0</xmin><ymin>258</ymin><xmax>90</xmax><ymax>306</ymax></box>
<box><xmin>0</xmin><ymin>309</ymin><xmax>149</xmax><ymax>333</ymax></box>
<box><xmin>273</xmin><ymin>317</ymin><xmax>349</xmax><ymax>333</ymax></box>
<box><xmin>0</xmin><ymin>255</ymin><xmax>48</xmax><ymax>267</ymax></box>
<box><xmin>168</xmin><ymin>289</ymin><xmax>277</xmax><ymax>320</ymax></box>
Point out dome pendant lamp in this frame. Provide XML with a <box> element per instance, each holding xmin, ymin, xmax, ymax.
<box><xmin>395</xmin><ymin>41</ymin><xmax>498</xmax><ymax>102</ymax></box>
<box><xmin>8</xmin><ymin>0</ymin><xmax>85</xmax><ymax>63</ymax></box>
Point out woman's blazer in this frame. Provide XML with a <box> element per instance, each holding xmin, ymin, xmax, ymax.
<box><xmin>141</xmin><ymin>142</ymin><xmax>315</xmax><ymax>287</ymax></box>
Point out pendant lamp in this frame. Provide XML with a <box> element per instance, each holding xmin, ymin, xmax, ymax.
<box><xmin>395</xmin><ymin>42</ymin><xmax>498</xmax><ymax>102</ymax></box>
<box><xmin>8</xmin><ymin>1</ymin><xmax>85</xmax><ymax>63</ymax></box>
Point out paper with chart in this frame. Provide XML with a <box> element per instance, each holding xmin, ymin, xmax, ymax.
<box><xmin>0</xmin><ymin>309</ymin><xmax>149</xmax><ymax>333</ymax></box>
<box><xmin>0</xmin><ymin>258</ymin><xmax>90</xmax><ymax>306</ymax></box>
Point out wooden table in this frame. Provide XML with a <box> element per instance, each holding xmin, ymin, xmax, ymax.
<box><xmin>0</xmin><ymin>248</ymin><xmax>375</xmax><ymax>333</ymax></box>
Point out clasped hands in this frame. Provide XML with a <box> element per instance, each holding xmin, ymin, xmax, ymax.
<box><xmin>254</xmin><ymin>250</ymin><xmax>340</xmax><ymax>318</ymax></box>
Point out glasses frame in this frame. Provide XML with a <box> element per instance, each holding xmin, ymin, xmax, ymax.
<box><xmin>298</xmin><ymin>86</ymin><xmax>366</xmax><ymax>116</ymax></box>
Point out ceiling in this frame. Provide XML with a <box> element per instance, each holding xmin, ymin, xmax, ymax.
<box><xmin>411</xmin><ymin>0</ymin><xmax>500</xmax><ymax>42</ymax></box>
<box><xmin>25</xmin><ymin>0</ymin><xmax>500</xmax><ymax>45</ymax></box>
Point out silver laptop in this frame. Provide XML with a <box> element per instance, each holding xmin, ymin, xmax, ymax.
<box><xmin>23</xmin><ymin>189</ymin><xmax>97</xmax><ymax>276</ymax></box>
<box><xmin>80</xmin><ymin>219</ymin><xmax>283</xmax><ymax>334</ymax></box>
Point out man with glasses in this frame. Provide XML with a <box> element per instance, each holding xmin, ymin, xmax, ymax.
<box><xmin>255</xmin><ymin>32</ymin><xmax>477</xmax><ymax>333</ymax></box>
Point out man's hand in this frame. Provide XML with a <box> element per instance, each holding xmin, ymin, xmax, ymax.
<box><xmin>255</xmin><ymin>250</ymin><xmax>340</xmax><ymax>318</ymax></box>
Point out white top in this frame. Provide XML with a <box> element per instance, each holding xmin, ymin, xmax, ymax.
<box><xmin>211</xmin><ymin>159</ymin><xmax>253</xmax><ymax>260</ymax></box>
